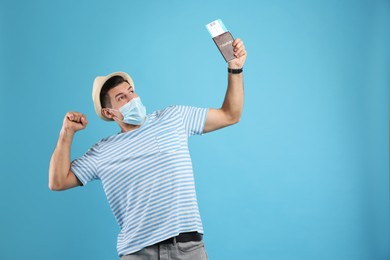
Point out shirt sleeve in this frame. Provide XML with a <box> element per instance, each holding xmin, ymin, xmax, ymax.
<box><xmin>70</xmin><ymin>144</ymin><xmax>100</xmax><ymax>186</ymax></box>
<box><xmin>175</xmin><ymin>105</ymin><xmax>209</xmax><ymax>136</ymax></box>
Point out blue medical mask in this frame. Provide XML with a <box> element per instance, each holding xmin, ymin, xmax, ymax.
<box><xmin>111</xmin><ymin>97</ymin><xmax>147</xmax><ymax>125</ymax></box>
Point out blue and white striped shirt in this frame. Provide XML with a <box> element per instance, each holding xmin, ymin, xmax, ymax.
<box><xmin>71</xmin><ymin>105</ymin><xmax>208</xmax><ymax>257</ymax></box>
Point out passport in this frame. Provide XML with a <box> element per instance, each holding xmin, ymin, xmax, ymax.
<box><xmin>206</xmin><ymin>19</ymin><xmax>235</xmax><ymax>62</ymax></box>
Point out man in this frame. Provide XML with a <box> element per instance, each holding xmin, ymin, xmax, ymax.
<box><xmin>48</xmin><ymin>38</ymin><xmax>246</xmax><ymax>260</ymax></box>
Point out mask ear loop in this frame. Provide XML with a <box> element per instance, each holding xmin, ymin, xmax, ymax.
<box><xmin>103</xmin><ymin>108</ymin><xmax>122</xmax><ymax>121</ymax></box>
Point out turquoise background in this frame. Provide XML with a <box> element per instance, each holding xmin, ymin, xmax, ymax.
<box><xmin>1</xmin><ymin>0</ymin><xmax>389</xmax><ymax>259</ymax></box>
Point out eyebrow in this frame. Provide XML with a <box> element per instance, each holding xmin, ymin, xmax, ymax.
<box><xmin>114</xmin><ymin>86</ymin><xmax>132</xmax><ymax>99</ymax></box>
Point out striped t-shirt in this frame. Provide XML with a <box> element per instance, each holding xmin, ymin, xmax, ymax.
<box><xmin>71</xmin><ymin>105</ymin><xmax>208</xmax><ymax>257</ymax></box>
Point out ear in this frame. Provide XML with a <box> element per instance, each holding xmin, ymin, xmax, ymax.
<box><xmin>101</xmin><ymin>108</ymin><xmax>116</xmax><ymax>120</ymax></box>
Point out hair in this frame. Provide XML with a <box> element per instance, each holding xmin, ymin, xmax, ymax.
<box><xmin>100</xmin><ymin>76</ymin><xmax>130</xmax><ymax>108</ymax></box>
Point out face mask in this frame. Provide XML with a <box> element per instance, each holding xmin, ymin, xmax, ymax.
<box><xmin>111</xmin><ymin>97</ymin><xmax>147</xmax><ymax>125</ymax></box>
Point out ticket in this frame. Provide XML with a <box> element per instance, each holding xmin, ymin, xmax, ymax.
<box><xmin>206</xmin><ymin>19</ymin><xmax>228</xmax><ymax>38</ymax></box>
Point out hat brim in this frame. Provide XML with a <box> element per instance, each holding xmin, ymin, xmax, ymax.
<box><xmin>92</xmin><ymin>72</ymin><xmax>135</xmax><ymax>121</ymax></box>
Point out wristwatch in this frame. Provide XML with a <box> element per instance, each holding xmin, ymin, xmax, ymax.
<box><xmin>228</xmin><ymin>67</ymin><xmax>243</xmax><ymax>74</ymax></box>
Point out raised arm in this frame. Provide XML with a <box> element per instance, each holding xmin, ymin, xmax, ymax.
<box><xmin>48</xmin><ymin>112</ymin><xmax>87</xmax><ymax>191</ymax></box>
<box><xmin>204</xmin><ymin>38</ymin><xmax>247</xmax><ymax>133</ymax></box>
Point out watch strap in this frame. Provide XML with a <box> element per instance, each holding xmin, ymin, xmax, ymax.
<box><xmin>228</xmin><ymin>67</ymin><xmax>243</xmax><ymax>74</ymax></box>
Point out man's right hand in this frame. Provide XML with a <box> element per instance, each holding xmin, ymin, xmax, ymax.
<box><xmin>62</xmin><ymin>112</ymin><xmax>88</xmax><ymax>133</ymax></box>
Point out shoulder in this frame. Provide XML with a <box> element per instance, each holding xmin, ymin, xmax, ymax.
<box><xmin>95</xmin><ymin>132</ymin><xmax>122</xmax><ymax>148</ymax></box>
<box><xmin>150</xmin><ymin>105</ymin><xmax>181</xmax><ymax>118</ymax></box>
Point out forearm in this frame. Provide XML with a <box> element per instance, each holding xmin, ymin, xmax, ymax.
<box><xmin>221</xmin><ymin>71</ymin><xmax>244</xmax><ymax>123</ymax></box>
<box><xmin>203</xmin><ymin>38</ymin><xmax>246</xmax><ymax>133</ymax></box>
<box><xmin>48</xmin><ymin>129</ymin><xmax>74</xmax><ymax>190</ymax></box>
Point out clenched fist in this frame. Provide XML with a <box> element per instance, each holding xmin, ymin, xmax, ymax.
<box><xmin>62</xmin><ymin>112</ymin><xmax>88</xmax><ymax>133</ymax></box>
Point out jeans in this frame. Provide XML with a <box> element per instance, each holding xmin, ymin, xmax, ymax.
<box><xmin>120</xmin><ymin>240</ymin><xmax>208</xmax><ymax>260</ymax></box>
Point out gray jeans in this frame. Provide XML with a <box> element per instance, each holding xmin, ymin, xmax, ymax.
<box><xmin>120</xmin><ymin>240</ymin><xmax>208</xmax><ymax>260</ymax></box>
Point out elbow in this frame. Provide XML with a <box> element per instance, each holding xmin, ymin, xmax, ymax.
<box><xmin>223</xmin><ymin>117</ymin><xmax>240</xmax><ymax>128</ymax></box>
<box><xmin>220</xmin><ymin>108</ymin><xmax>242</xmax><ymax>126</ymax></box>
<box><xmin>233</xmin><ymin>116</ymin><xmax>241</xmax><ymax>124</ymax></box>
<box><xmin>48</xmin><ymin>176</ymin><xmax>63</xmax><ymax>191</ymax></box>
<box><xmin>228</xmin><ymin>115</ymin><xmax>241</xmax><ymax>125</ymax></box>
<box><xmin>48</xmin><ymin>182</ymin><xmax>61</xmax><ymax>191</ymax></box>
<box><xmin>227</xmin><ymin>109</ymin><xmax>242</xmax><ymax>125</ymax></box>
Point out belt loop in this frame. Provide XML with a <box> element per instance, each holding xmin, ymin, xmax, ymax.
<box><xmin>173</xmin><ymin>236</ymin><xmax>177</xmax><ymax>245</ymax></box>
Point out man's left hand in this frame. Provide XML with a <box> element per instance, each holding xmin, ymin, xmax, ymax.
<box><xmin>228</xmin><ymin>38</ymin><xmax>247</xmax><ymax>69</ymax></box>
